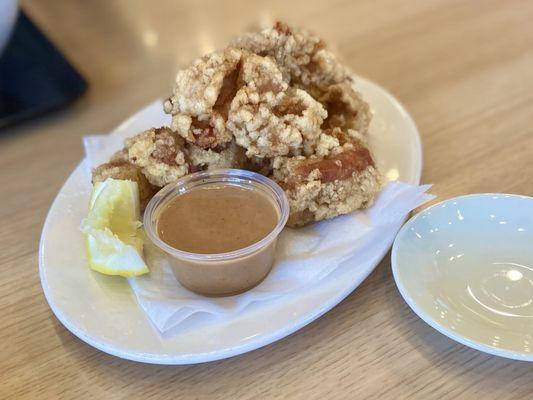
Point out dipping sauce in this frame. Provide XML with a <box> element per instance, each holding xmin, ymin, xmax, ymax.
<box><xmin>156</xmin><ymin>185</ymin><xmax>279</xmax><ymax>254</ymax></box>
<box><xmin>144</xmin><ymin>170</ymin><xmax>288</xmax><ymax>297</ymax></box>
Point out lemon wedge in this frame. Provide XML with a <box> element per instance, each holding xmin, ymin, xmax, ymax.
<box><xmin>81</xmin><ymin>178</ymin><xmax>149</xmax><ymax>277</ymax></box>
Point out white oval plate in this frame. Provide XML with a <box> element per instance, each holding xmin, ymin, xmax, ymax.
<box><xmin>392</xmin><ymin>194</ymin><xmax>533</xmax><ymax>362</ymax></box>
<box><xmin>39</xmin><ymin>76</ymin><xmax>422</xmax><ymax>364</ymax></box>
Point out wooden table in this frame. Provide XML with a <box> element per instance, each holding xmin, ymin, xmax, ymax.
<box><xmin>2</xmin><ymin>0</ymin><xmax>532</xmax><ymax>398</ymax></box>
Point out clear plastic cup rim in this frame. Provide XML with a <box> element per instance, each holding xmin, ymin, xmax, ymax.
<box><xmin>143</xmin><ymin>169</ymin><xmax>289</xmax><ymax>261</ymax></box>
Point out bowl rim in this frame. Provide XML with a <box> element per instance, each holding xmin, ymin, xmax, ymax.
<box><xmin>391</xmin><ymin>192</ymin><xmax>533</xmax><ymax>362</ymax></box>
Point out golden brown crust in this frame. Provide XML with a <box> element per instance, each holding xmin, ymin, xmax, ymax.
<box><xmin>124</xmin><ymin>127</ymin><xmax>189</xmax><ymax>187</ymax></box>
<box><xmin>186</xmin><ymin>140</ymin><xmax>251</xmax><ymax>172</ymax></box>
<box><xmin>231</xmin><ymin>22</ymin><xmax>349</xmax><ymax>95</ymax></box>
<box><xmin>319</xmin><ymin>83</ymin><xmax>372</xmax><ymax>134</ymax></box>
<box><xmin>228</xmin><ymin>54</ymin><xmax>327</xmax><ymax>158</ymax></box>
<box><xmin>271</xmin><ymin>131</ymin><xmax>381</xmax><ymax>227</ymax></box>
<box><xmin>163</xmin><ymin>48</ymin><xmax>242</xmax><ymax>149</ymax></box>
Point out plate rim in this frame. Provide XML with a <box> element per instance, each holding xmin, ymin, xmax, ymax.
<box><xmin>39</xmin><ymin>76</ymin><xmax>423</xmax><ymax>364</ymax></box>
<box><xmin>391</xmin><ymin>193</ymin><xmax>533</xmax><ymax>362</ymax></box>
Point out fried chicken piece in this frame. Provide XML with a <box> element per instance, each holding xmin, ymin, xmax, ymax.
<box><xmin>231</xmin><ymin>21</ymin><xmax>349</xmax><ymax>97</ymax></box>
<box><xmin>227</xmin><ymin>53</ymin><xmax>327</xmax><ymax>158</ymax></box>
<box><xmin>93</xmin><ymin>132</ymin><xmax>251</xmax><ymax>210</ymax></box>
<box><xmin>272</xmin><ymin>129</ymin><xmax>381</xmax><ymax>227</ymax></box>
<box><xmin>91</xmin><ymin>161</ymin><xmax>158</xmax><ymax>209</ymax></box>
<box><xmin>124</xmin><ymin>127</ymin><xmax>189</xmax><ymax>187</ymax></box>
<box><xmin>232</xmin><ymin>22</ymin><xmax>372</xmax><ymax>136</ymax></box>
<box><xmin>163</xmin><ymin>48</ymin><xmax>242</xmax><ymax>149</ymax></box>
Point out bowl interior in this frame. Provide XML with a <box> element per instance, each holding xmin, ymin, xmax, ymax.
<box><xmin>394</xmin><ymin>194</ymin><xmax>533</xmax><ymax>359</ymax></box>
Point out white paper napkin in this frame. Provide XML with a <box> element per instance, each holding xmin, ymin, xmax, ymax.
<box><xmin>126</xmin><ymin>182</ymin><xmax>432</xmax><ymax>332</ymax></box>
<box><xmin>82</xmin><ymin>100</ymin><xmax>435</xmax><ymax>333</ymax></box>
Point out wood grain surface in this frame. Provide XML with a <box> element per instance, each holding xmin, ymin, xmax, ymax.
<box><xmin>1</xmin><ymin>0</ymin><xmax>533</xmax><ymax>398</ymax></box>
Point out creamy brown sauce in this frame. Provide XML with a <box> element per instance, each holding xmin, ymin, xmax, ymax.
<box><xmin>157</xmin><ymin>185</ymin><xmax>279</xmax><ymax>254</ymax></box>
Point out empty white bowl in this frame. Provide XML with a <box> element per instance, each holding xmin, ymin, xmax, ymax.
<box><xmin>392</xmin><ymin>194</ymin><xmax>533</xmax><ymax>361</ymax></box>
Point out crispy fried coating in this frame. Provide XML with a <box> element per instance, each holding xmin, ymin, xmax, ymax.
<box><xmin>227</xmin><ymin>53</ymin><xmax>327</xmax><ymax>158</ymax></box>
<box><xmin>231</xmin><ymin>22</ymin><xmax>349</xmax><ymax>96</ymax></box>
<box><xmin>91</xmin><ymin>161</ymin><xmax>158</xmax><ymax>209</ymax></box>
<box><xmin>164</xmin><ymin>48</ymin><xmax>242</xmax><ymax>149</ymax></box>
<box><xmin>271</xmin><ymin>129</ymin><xmax>381</xmax><ymax>227</ymax></box>
<box><xmin>232</xmin><ymin>22</ymin><xmax>371</xmax><ymax>136</ymax></box>
<box><xmin>186</xmin><ymin>140</ymin><xmax>251</xmax><ymax>172</ymax></box>
<box><xmin>124</xmin><ymin>127</ymin><xmax>189</xmax><ymax>187</ymax></box>
<box><xmin>320</xmin><ymin>83</ymin><xmax>372</xmax><ymax>133</ymax></box>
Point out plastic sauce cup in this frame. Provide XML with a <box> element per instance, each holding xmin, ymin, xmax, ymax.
<box><xmin>143</xmin><ymin>169</ymin><xmax>289</xmax><ymax>297</ymax></box>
